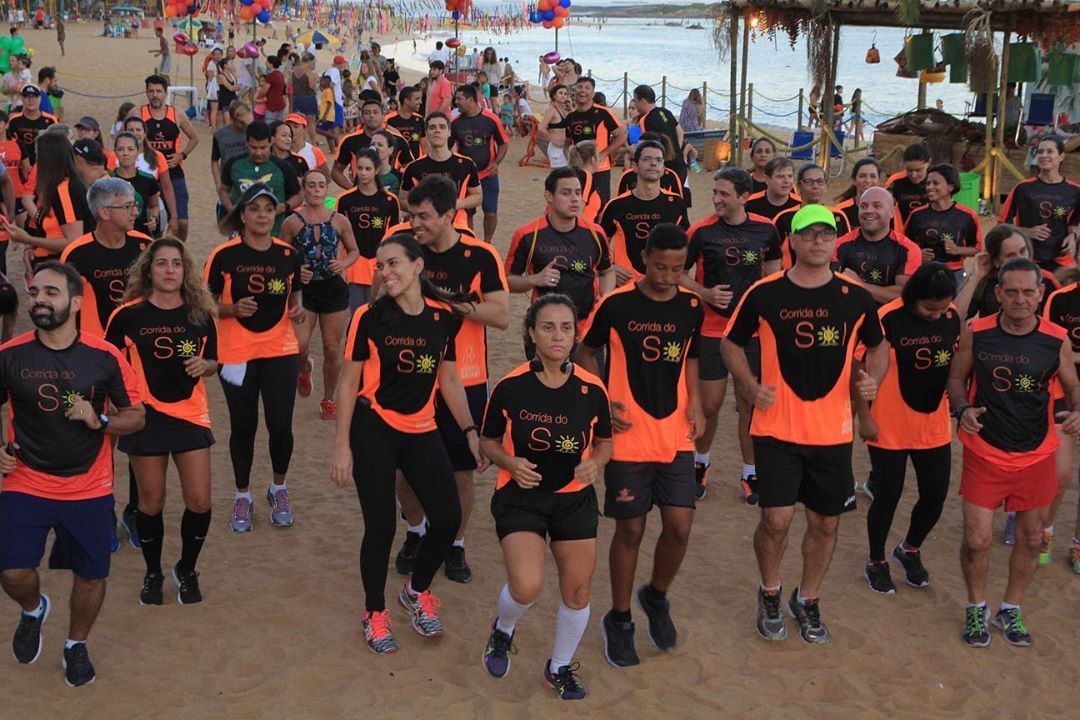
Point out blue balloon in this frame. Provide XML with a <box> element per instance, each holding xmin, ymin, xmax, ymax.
<box><xmin>452</xmin><ymin>10</ymin><xmax>459</xmax><ymax>19</ymax></box>
<box><xmin>257</xmin><ymin>9</ymin><xmax>270</xmax><ymax>22</ymax></box>
<box><xmin>239</xmin><ymin>0</ymin><xmax>253</xmax><ymax>5</ymax></box>
<box><xmin>560</xmin><ymin>0</ymin><xmax>571</xmax><ymax>7</ymax></box>
<box><xmin>529</xmin><ymin>11</ymin><xmax>539</xmax><ymax>23</ymax></box>
<box><xmin>543</xmin><ymin>9</ymin><xmax>554</xmax><ymax>21</ymax></box>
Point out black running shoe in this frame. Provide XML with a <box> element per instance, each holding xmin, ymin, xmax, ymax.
<box><xmin>991</xmin><ymin>607</ymin><xmax>1032</xmax><ymax>647</ymax></box>
<box><xmin>694</xmin><ymin>462</ymin><xmax>709</xmax><ymax>500</ymax></box>
<box><xmin>636</xmin><ymin>584</ymin><xmax>677</xmax><ymax>650</ymax></box>
<box><xmin>543</xmin><ymin>660</ymin><xmax>587</xmax><ymax>700</ymax></box>
<box><xmin>482</xmin><ymin>619</ymin><xmax>514</xmax><ymax>678</ymax></box>
<box><xmin>788</xmin><ymin>587</ymin><xmax>830</xmax><ymax>644</ymax></box>
<box><xmin>891</xmin><ymin>544</ymin><xmax>930</xmax><ymax>588</ymax></box>
<box><xmin>140</xmin><ymin>572</ymin><xmax>165</xmax><ymax>606</ymax></box>
<box><xmin>962</xmin><ymin>604</ymin><xmax>991</xmax><ymax>648</ymax></box>
<box><xmin>173</xmin><ymin>564</ymin><xmax>203</xmax><ymax>605</ymax></box>
<box><xmin>864</xmin><ymin>561</ymin><xmax>896</xmax><ymax>595</ymax></box>
<box><xmin>394</xmin><ymin>531</ymin><xmax>423</xmax><ymax>575</ymax></box>
<box><xmin>444</xmin><ymin>545</ymin><xmax>473</xmax><ymax>584</ymax></box>
<box><xmin>601</xmin><ymin>611</ymin><xmax>640</xmax><ymax>667</ymax></box>
<box><xmin>756</xmin><ymin>586</ymin><xmax>786</xmax><ymax>641</ymax></box>
<box><xmin>62</xmin><ymin>643</ymin><xmax>96</xmax><ymax>687</ymax></box>
<box><xmin>12</xmin><ymin>594</ymin><xmax>50</xmax><ymax>664</ymax></box>
<box><xmin>740</xmin><ymin>474</ymin><xmax>759</xmax><ymax>505</ymax></box>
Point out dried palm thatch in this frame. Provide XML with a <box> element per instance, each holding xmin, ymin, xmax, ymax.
<box><xmin>963</xmin><ymin>8</ymin><xmax>997</xmax><ymax>91</ymax></box>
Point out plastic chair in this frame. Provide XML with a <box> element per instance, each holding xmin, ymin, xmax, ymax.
<box><xmin>829</xmin><ymin>130</ymin><xmax>847</xmax><ymax>176</ymax></box>
<box><xmin>790</xmin><ymin>130</ymin><xmax>815</xmax><ymax>160</ymax></box>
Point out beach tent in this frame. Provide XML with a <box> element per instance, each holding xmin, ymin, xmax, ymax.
<box><xmin>716</xmin><ymin>0</ymin><xmax>1080</xmax><ymax>203</ymax></box>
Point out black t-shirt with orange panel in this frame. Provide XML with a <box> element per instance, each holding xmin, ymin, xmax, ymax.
<box><xmin>105</xmin><ymin>299</ymin><xmax>217</xmax><ymax>428</ymax></box>
<box><xmin>725</xmin><ymin>271</ymin><xmax>884</xmax><ymax>445</ymax></box>
<box><xmin>999</xmin><ymin>177</ymin><xmax>1080</xmax><ymax>268</ymax></box>
<box><xmin>959</xmin><ymin>313</ymin><xmax>1065</xmax><ymax>468</ymax></box>
<box><xmin>865</xmin><ymin>297</ymin><xmax>960</xmax><ymax>451</ymax></box>
<box><xmin>344</xmin><ymin>299</ymin><xmax>460</xmax><ymax>434</ymax></box>
<box><xmin>336</xmin><ymin>126</ymin><xmax>413</xmax><ymax>176</ymax></box>
<box><xmin>203</xmin><ymin>238</ymin><xmax>302</xmax><ymax>363</ymax></box>
<box><xmin>904</xmin><ymin>203</ymin><xmax>982</xmax><ymax>270</ymax></box>
<box><xmin>685</xmin><ymin>212</ymin><xmax>781</xmax><ymax>337</ymax></box>
<box><xmin>0</xmin><ymin>331</ymin><xmax>140</xmax><ymax>500</ymax></box>
<box><xmin>582</xmin><ymin>284</ymin><xmax>702</xmax><ymax>463</ymax></box>
<box><xmin>885</xmin><ymin>171</ymin><xmax>927</xmax><ymax>225</ymax></box>
<box><xmin>599</xmin><ymin>190</ymin><xmax>689</xmax><ymax>279</ymax></box>
<box><xmin>335</xmin><ymin>187</ymin><xmax>400</xmax><ymax>286</ymax></box>
<box><xmin>450</xmin><ymin>109</ymin><xmax>509</xmax><ymax>179</ymax></box>
<box><xmin>141</xmin><ymin>105</ymin><xmax>185</xmax><ymax>181</ymax></box>
<box><xmin>616</xmin><ymin>167</ymin><xmax>684</xmax><ymax>199</ymax></box>
<box><xmin>745</xmin><ymin>190</ymin><xmax>799</xmax><ymax>221</ymax></box>
<box><xmin>384</xmin><ymin>111</ymin><xmax>425</xmax><ymax>158</ymax></box>
<box><xmin>564</xmin><ymin>105</ymin><xmax>621</xmax><ymax>173</ymax></box>
<box><xmin>482</xmin><ymin>363</ymin><xmax>612</xmax><ymax>493</ymax></box>
<box><xmin>60</xmin><ymin>231</ymin><xmax>152</xmax><ymax>338</ymax></box>
<box><xmin>970</xmin><ymin>268</ymin><xmax>1060</xmax><ymax>320</ymax></box>
<box><xmin>421</xmin><ymin>236</ymin><xmax>508</xmax><ymax>388</ymax></box>
<box><xmin>1045</xmin><ymin>283</ymin><xmax>1080</xmax><ymax>372</ymax></box>
<box><xmin>7</xmin><ymin>110</ymin><xmax>56</xmax><ymax>166</ymax></box>
<box><xmin>833</xmin><ymin>229</ymin><xmax>921</xmax><ymax>293</ymax></box>
<box><xmin>506</xmin><ymin>215</ymin><xmax>612</xmax><ymax>321</ymax></box>
<box><xmin>26</xmin><ymin>178</ymin><xmax>92</xmax><ymax>259</ymax></box>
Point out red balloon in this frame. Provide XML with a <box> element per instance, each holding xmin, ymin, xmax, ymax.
<box><xmin>554</xmin><ymin>6</ymin><xmax>569</xmax><ymax>17</ymax></box>
<box><xmin>446</xmin><ymin>38</ymin><xmax>461</xmax><ymax>49</ymax></box>
<box><xmin>542</xmin><ymin>19</ymin><xmax>553</xmax><ymax>28</ymax></box>
<box><xmin>182</xmin><ymin>42</ymin><xmax>199</xmax><ymax>56</ymax></box>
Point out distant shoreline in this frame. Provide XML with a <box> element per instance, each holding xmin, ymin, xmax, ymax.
<box><xmin>573</xmin><ymin>3</ymin><xmax>718</xmax><ymax>19</ymax></box>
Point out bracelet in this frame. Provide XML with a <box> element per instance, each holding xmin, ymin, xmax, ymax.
<box><xmin>462</xmin><ymin>424</ymin><xmax>479</xmax><ymax>436</ymax></box>
<box><xmin>952</xmin><ymin>404</ymin><xmax>970</xmax><ymax>419</ymax></box>
<box><xmin>180</xmin><ymin>151</ymin><xmax>188</xmax><ymax>160</ymax></box>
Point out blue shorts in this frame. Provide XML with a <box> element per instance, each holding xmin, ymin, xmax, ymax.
<box><xmin>0</xmin><ymin>492</ymin><xmax>114</xmax><ymax>580</ymax></box>
<box><xmin>333</xmin><ymin>102</ymin><xmax>344</xmax><ymax>129</ymax></box>
<box><xmin>480</xmin><ymin>174</ymin><xmax>499</xmax><ymax>213</ymax></box>
<box><xmin>172</xmin><ymin>176</ymin><xmax>190</xmax><ymax>220</ymax></box>
<box><xmin>293</xmin><ymin>95</ymin><xmax>318</xmax><ymax>117</ymax></box>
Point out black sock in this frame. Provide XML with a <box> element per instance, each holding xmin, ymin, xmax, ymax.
<box><xmin>125</xmin><ymin>463</ymin><xmax>139</xmax><ymax>516</ymax></box>
<box><xmin>136</xmin><ymin>511</ymin><xmax>164</xmax><ymax>575</ymax></box>
<box><xmin>611</xmin><ymin>608</ymin><xmax>632</xmax><ymax>623</ymax></box>
<box><xmin>644</xmin><ymin>584</ymin><xmax>666</xmax><ymax>601</ymax></box>
<box><xmin>178</xmin><ymin>508</ymin><xmax>212</xmax><ymax>574</ymax></box>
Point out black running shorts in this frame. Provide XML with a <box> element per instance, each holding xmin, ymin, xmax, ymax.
<box><xmin>603</xmin><ymin>451</ymin><xmax>696</xmax><ymax>518</ymax></box>
<box><xmin>301</xmin><ymin>275</ymin><xmax>350</xmax><ymax>314</ymax></box>
<box><xmin>699</xmin><ymin>336</ymin><xmax>760</xmax><ymax>382</ymax></box>
<box><xmin>434</xmin><ymin>383</ymin><xmax>488</xmax><ymax>472</ymax></box>
<box><xmin>118</xmin><ymin>405</ymin><xmax>215</xmax><ymax>457</ymax></box>
<box><xmin>752</xmin><ymin>436</ymin><xmax>856</xmax><ymax>516</ymax></box>
<box><xmin>491</xmin><ymin>484</ymin><xmax>599</xmax><ymax>542</ymax></box>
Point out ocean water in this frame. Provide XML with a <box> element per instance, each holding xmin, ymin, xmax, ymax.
<box><xmin>397</xmin><ymin>12</ymin><xmax>977</xmax><ymax>129</ymax></box>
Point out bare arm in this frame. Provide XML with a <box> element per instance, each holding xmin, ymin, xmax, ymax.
<box><xmin>173</xmin><ymin>114</ymin><xmax>199</xmax><ymax>166</ymax></box>
<box><xmin>843</xmin><ymin>268</ymin><xmax>903</xmax><ymax>304</ymax></box>
<box><xmin>0</xmin><ymin>173</ymin><xmax>14</xmax><ymax>218</ymax></box>
<box><xmin>598</xmin><ymin>266</ymin><xmax>616</xmax><ymax>297</ymax></box>
<box><xmin>331</xmin><ymin>162</ymin><xmax>352</xmax><ymax>190</ymax></box>
<box><xmin>455</xmin><ymin>289</ymin><xmax>509</xmax><ymax>330</ymax></box>
<box><xmin>334</xmin><ymin>215</ymin><xmax>360</xmax><ymax>271</ymax></box>
<box><xmin>330</xmin><ymin>359</ymin><xmax>363</xmax><ymax>487</ymax></box>
<box><xmin>457</xmin><ymin>184</ymin><xmax>482</xmax><ymax>211</ymax></box>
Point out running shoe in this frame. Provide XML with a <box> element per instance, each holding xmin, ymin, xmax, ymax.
<box><xmin>297</xmin><ymin>358</ymin><xmax>315</xmax><ymax>397</ymax></box>
<box><xmin>1038</xmin><ymin>529</ymin><xmax>1053</xmax><ymax>566</ymax></box>
<box><xmin>740</xmin><ymin>474</ymin><xmax>759</xmax><ymax>505</ymax></box>
<box><xmin>121</xmin><ymin>506</ymin><xmax>141</xmax><ymax>549</ymax></box>
<box><xmin>1003</xmin><ymin>511</ymin><xmax>1017</xmax><ymax>546</ymax></box>
<box><xmin>11</xmin><ymin>594</ymin><xmax>49</xmax><ymax>664</ymax></box>
<box><xmin>860</xmin><ymin>475</ymin><xmax>876</xmax><ymax>503</ymax></box>
<box><xmin>962</xmin><ymin>604</ymin><xmax>990</xmax><ymax>648</ymax></box>
<box><xmin>266</xmin><ymin>486</ymin><xmax>294</xmax><ymax>527</ymax></box>
<box><xmin>444</xmin><ymin>545</ymin><xmax>473</xmax><ymax>583</ymax></box>
<box><xmin>173</xmin><ymin>563</ymin><xmax>203</xmax><ymax>605</ymax></box>
<box><xmin>62</xmin><ymin>643</ymin><xmax>96</xmax><ymax>688</ymax></box>
<box><xmin>109</xmin><ymin>520</ymin><xmax>120</xmax><ymax>553</ymax></box>
<box><xmin>992</xmin><ymin>607</ymin><xmax>1032</xmax><ymax>647</ymax></box>
<box><xmin>636</xmin><ymin>584</ymin><xmax>676</xmax><ymax>650</ymax></box>
<box><xmin>543</xmin><ymin>660</ymin><xmax>587</xmax><ymax>700</ymax></box>
<box><xmin>864</xmin><ymin>561</ymin><xmax>896</xmax><ymax>595</ymax></box>
<box><xmin>787</xmin><ymin>588</ymin><xmax>830</xmax><ymax>644</ymax></box>
<box><xmin>230</xmin><ymin>496</ymin><xmax>253</xmax><ymax>533</ymax></box>
<box><xmin>320</xmin><ymin>399</ymin><xmax>337</xmax><ymax>421</ymax></box>
<box><xmin>891</xmin><ymin>544</ymin><xmax>930</xmax><ymax>588</ymax></box>
<box><xmin>399</xmin><ymin>584</ymin><xmax>444</xmax><ymax>637</ymax></box>
<box><xmin>694</xmin><ymin>461</ymin><xmax>709</xmax><ymax>500</ymax></box>
<box><xmin>394</xmin><ymin>531</ymin><xmax>423</xmax><ymax>575</ymax></box>
<box><xmin>361</xmin><ymin>609</ymin><xmax>399</xmax><ymax>654</ymax></box>
<box><xmin>600</xmin><ymin>611</ymin><xmax>639</xmax><ymax>667</ymax></box>
<box><xmin>755</xmin><ymin>586</ymin><xmax>786</xmax><ymax>641</ymax></box>
<box><xmin>482</xmin><ymin>619</ymin><xmax>514</xmax><ymax>678</ymax></box>
<box><xmin>139</xmin><ymin>572</ymin><xmax>164</xmax><ymax>606</ymax></box>
<box><xmin>1071</xmin><ymin>541</ymin><xmax>1080</xmax><ymax>575</ymax></box>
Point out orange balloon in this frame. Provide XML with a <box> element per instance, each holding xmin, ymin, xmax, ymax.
<box><xmin>542</xmin><ymin>19</ymin><xmax>553</xmax><ymax>28</ymax></box>
<box><xmin>238</xmin><ymin>6</ymin><xmax>254</xmax><ymax>20</ymax></box>
<box><xmin>554</xmin><ymin>5</ymin><xmax>569</xmax><ymax>16</ymax></box>
<box><xmin>164</xmin><ymin>4</ymin><xmax>177</xmax><ymax>16</ymax></box>
<box><xmin>553</xmin><ymin>16</ymin><xmax>565</xmax><ymax>28</ymax></box>
<box><xmin>537</xmin><ymin>0</ymin><xmax>551</xmax><ymax>11</ymax></box>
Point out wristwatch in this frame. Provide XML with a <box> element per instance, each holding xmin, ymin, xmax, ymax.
<box><xmin>98</xmin><ymin>413</ymin><xmax>110</xmax><ymax>431</ymax></box>
<box><xmin>951</xmin><ymin>405</ymin><xmax>970</xmax><ymax>420</ymax></box>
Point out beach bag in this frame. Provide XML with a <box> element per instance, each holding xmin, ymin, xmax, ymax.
<box><xmin>866</xmin><ymin>44</ymin><xmax>880</xmax><ymax>64</ymax></box>
<box><xmin>904</xmin><ymin>33</ymin><xmax>936</xmax><ymax>72</ymax></box>
<box><xmin>1007</xmin><ymin>42</ymin><xmax>1040</xmax><ymax>83</ymax></box>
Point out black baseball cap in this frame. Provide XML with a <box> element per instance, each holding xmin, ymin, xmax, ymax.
<box><xmin>72</xmin><ymin>139</ymin><xmax>106</xmax><ymax>165</ymax></box>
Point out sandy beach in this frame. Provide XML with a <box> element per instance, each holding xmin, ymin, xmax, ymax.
<box><xmin>0</xmin><ymin>20</ymin><xmax>1077</xmax><ymax>719</ymax></box>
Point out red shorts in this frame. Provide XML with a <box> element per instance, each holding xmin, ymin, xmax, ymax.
<box><xmin>960</xmin><ymin>447</ymin><xmax>1057</xmax><ymax>512</ymax></box>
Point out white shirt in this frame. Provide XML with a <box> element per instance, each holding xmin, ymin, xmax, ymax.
<box><xmin>428</xmin><ymin>48</ymin><xmax>450</xmax><ymax>66</ymax></box>
<box><xmin>323</xmin><ymin>67</ymin><xmax>343</xmax><ymax>105</ymax></box>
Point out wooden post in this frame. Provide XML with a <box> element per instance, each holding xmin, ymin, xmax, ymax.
<box><xmin>623</xmin><ymin>72</ymin><xmax>628</xmax><ymax>120</ymax></box>
<box><xmin>729</xmin><ymin>9</ymin><xmax>738</xmax><ymax>167</ymax></box>
<box><xmin>917</xmin><ymin>78</ymin><xmax>927</xmax><ymax>109</ymax></box>
<box><xmin>702</xmin><ymin>81</ymin><xmax>708</xmax><ymax>125</ymax></box>
<box><xmin>798</xmin><ymin>88</ymin><xmax>804</xmax><ymax>130</ymax></box>
<box><xmin>982</xmin><ymin>41</ymin><xmax>997</xmax><ymax>203</ymax></box>
<box><xmin>738</xmin><ymin>10</ymin><xmax>750</xmax><ymax>165</ymax></box>
<box><xmin>748</xmin><ymin>83</ymin><xmax>754</xmax><ymax>129</ymax></box>
<box><xmin>820</xmin><ymin>23</ymin><xmax>839</xmax><ymax>168</ymax></box>
<box><xmin>993</xmin><ymin>33</ymin><xmax>1012</xmax><ymax>211</ymax></box>
<box><xmin>661</xmin><ymin>76</ymin><xmax>667</xmax><ymax>108</ymax></box>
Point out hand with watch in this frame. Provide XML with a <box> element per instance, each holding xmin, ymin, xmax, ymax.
<box><xmin>64</xmin><ymin>395</ymin><xmax>110</xmax><ymax>431</ymax></box>
<box><xmin>953</xmin><ymin>404</ymin><xmax>987</xmax><ymax>433</ymax></box>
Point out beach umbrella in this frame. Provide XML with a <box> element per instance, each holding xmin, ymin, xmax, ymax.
<box><xmin>296</xmin><ymin>29</ymin><xmax>339</xmax><ymax>46</ymax></box>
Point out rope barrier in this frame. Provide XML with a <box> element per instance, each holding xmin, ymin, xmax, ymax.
<box><xmin>60</xmin><ymin>88</ymin><xmax>147</xmax><ymax>100</ymax></box>
<box><xmin>991</xmin><ymin>147</ymin><xmax>1028</xmax><ymax>182</ymax></box>
<box><xmin>755</xmin><ymin>107</ymin><xmax>800</xmax><ymax>119</ymax></box>
<box><xmin>735</xmin><ymin>117</ymin><xmax>819</xmax><ymax>153</ymax></box>
<box><xmin>752</xmin><ymin>91</ymin><xmax>800</xmax><ymax>103</ymax></box>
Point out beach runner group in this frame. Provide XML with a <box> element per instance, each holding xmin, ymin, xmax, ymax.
<box><xmin>0</xmin><ymin>34</ymin><xmax>1076</xmax><ymax>699</ymax></box>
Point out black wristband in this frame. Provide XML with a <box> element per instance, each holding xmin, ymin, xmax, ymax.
<box><xmin>952</xmin><ymin>405</ymin><xmax>970</xmax><ymax>420</ymax></box>
<box><xmin>462</xmin><ymin>424</ymin><xmax>479</xmax><ymax>436</ymax></box>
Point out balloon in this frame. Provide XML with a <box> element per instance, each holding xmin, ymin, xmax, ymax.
<box><xmin>239</xmin><ymin>6</ymin><xmax>254</xmax><ymax>20</ymax></box>
<box><xmin>446</xmin><ymin>38</ymin><xmax>461</xmax><ymax>49</ymax></box>
<box><xmin>451</xmin><ymin>10</ymin><xmax>459</xmax><ymax>19</ymax></box>
<box><xmin>164</xmin><ymin>5</ymin><xmax>177</xmax><ymax>16</ymax></box>
<box><xmin>0</xmin><ymin>36</ymin><xmax>11</xmax><ymax>52</ymax></box>
<box><xmin>243</xmin><ymin>42</ymin><xmax>259</xmax><ymax>57</ymax></box>
<box><xmin>173</xmin><ymin>31</ymin><xmax>188</xmax><ymax>43</ymax></box>
<box><xmin>182</xmin><ymin>42</ymin><xmax>199</xmax><ymax>56</ymax></box>
<box><xmin>553</xmin><ymin>17</ymin><xmax>565</xmax><ymax>28</ymax></box>
<box><xmin>537</xmin><ymin>0</ymin><xmax>551</xmax><ymax>10</ymax></box>
<box><xmin>554</xmin><ymin>6</ymin><xmax>569</xmax><ymax>17</ymax></box>
<box><xmin>239</xmin><ymin>0</ymin><xmax>253</xmax><ymax>5</ymax></box>
<box><xmin>543</xmin><ymin>10</ymin><xmax>555</xmax><ymax>21</ymax></box>
<box><xmin>542</xmin><ymin>20</ymin><xmax>553</xmax><ymax>28</ymax></box>
<box><xmin>543</xmin><ymin>51</ymin><xmax>561</xmax><ymax>64</ymax></box>
<box><xmin>560</xmin><ymin>0</ymin><xmax>571</xmax><ymax>7</ymax></box>
<box><xmin>257</xmin><ymin>9</ymin><xmax>270</xmax><ymax>23</ymax></box>
<box><xmin>324</xmin><ymin>196</ymin><xmax>336</xmax><ymax>210</ymax></box>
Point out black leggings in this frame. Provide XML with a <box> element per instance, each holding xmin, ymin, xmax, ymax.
<box><xmin>352</xmin><ymin>406</ymin><xmax>461</xmax><ymax>612</ymax></box>
<box><xmin>219</xmin><ymin>354</ymin><xmax>298</xmax><ymax>490</ymax></box>
<box><xmin>866</xmin><ymin>444</ymin><xmax>951</xmax><ymax>562</ymax></box>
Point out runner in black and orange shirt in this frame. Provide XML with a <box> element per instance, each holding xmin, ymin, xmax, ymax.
<box><xmin>142</xmin><ymin>75</ymin><xmax>199</xmax><ymax>241</ymax></box>
<box><xmin>105</xmin><ymin>238</ymin><xmax>218</xmax><ymax>607</ymax></box>
<box><xmin>904</xmin><ymin>164</ymin><xmax>981</xmax><ymax>282</ymax></box>
<box><xmin>772</xmin><ymin>163</ymin><xmax>851</xmax><ymax>268</ymax></box>
<box><xmin>332</xmin><ymin>97</ymin><xmax>413</xmax><ymax>189</ymax></box>
<box><xmin>854</xmin><ymin>264</ymin><xmax>960</xmax><ymax>595</ymax></box>
<box><xmin>0</xmin><ymin>261</ymin><xmax>144</xmax><ymax>688</ymax></box>
<box><xmin>832</xmin><ymin>157</ymin><xmax>882</xmax><ymax>233</ymax></box>
<box><xmin>600</xmin><ymin>140</ymin><xmax>689</xmax><ymax>285</ymax></box>
<box><xmin>506</xmin><ymin>167</ymin><xmax>615</xmax><ymax>325</ymax></box>
<box><xmin>616</xmin><ymin>163</ymin><xmax>683</xmax><ymax>199</ymax></box>
<box><xmin>6</xmin><ymin>85</ymin><xmax>56</xmax><ymax>172</ymax></box>
<box><xmin>722</xmin><ymin>204</ymin><xmax>887</xmax><ymax>645</ymax></box>
<box><xmin>947</xmin><ymin>257</ymin><xmax>1080</xmax><ymax>648</ymax></box>
<box><xmin>1042</xmin><ymin>280</ymin><xmax>1080</xmax><ymax>574</ymax></box>
<box><xmin>998</xmin><ymin>136</ymin><xmax>1080</xmax><ymax>270</ymax></box>
<box><xmin>385</xmin><ymin>87</ymin><xmax>425</xmax><ymax>158</ymax></box>
<box><xmin>451</xmin><ymin>84</ymin><xmax>509</xmax><ymax>241</ymax></box>
<box><xmin>399</xmin><ymin>111</ymin><xmax>481</xmax><ymax>221</ymax></box>
<box><xmin>60</xmin><ymin>178</ymin><xmax>151</xmax><ymax>339</ymax></box>
<box><xmin>335</xmin><ymin>149</ymin><xmax>401</xmax><ymax>311</ymax></box>
<box><xmin>744</xmin><ymin>157</ymin><xmax>800</xmax><ymax>221</ymax></box>
<box><xmin>633</xmin><ymin>85</ymin><xmax>688</xmax><ymax>182</ymax></box>
<box><xmin>391</xmin><ymin>176</ymin><xmax>509</xmax><ymax>584</ymax></box>
<box><xmin>955</xmin><ymin>224</ymin><xmax>1060</xmax><ymax>321</ymax></box>
<box><xmin>479</xmin><ymin>295</ymin><xmax>612</xmax><ymax>698</ymax></box>
<box><xmin>578</xmin><ymin>224</ymin><xmax>704</xmax><ymax>667</ymax></box>
<box><xmin>884</xmin><ymin>141</ymin><xmax>931</xmax><ymax>226</ymax></box>
<box><xmin>564</xmin><ymin>77</ymin><xmax>625</xmax><ymax>208</ymax></box>
<box><xmin>204</xmin><ymin>184</ymin><xmax>304</xmax><ymax>533</ymax></box>
<box><xmin>682</xmin><ymin>167</ymin><xmax>781</xmax><ymax>502</ymax></box>
<box><xmin>833</xmin><ymin>187</ymin><xmax>921</xmax><ymax>305</ymax></box>
<box><xmin>331</xmin><ymin>233</ymin><xmax>481</xmax><ymax>654</ymax></box>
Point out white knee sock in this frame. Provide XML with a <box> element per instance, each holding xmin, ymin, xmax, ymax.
<box><xmin>495</xmin><ymin>583</ymin><xmax>532</xmax><ymax>635</ymax></box>
<box><xmin>550</xmin><ymin>602</ymin><xmax>590</xmax><ymax>673</ymax></box>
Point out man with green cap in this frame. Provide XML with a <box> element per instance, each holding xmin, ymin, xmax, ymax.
<box><xmin>721</xmin><ymin>203</ymin><xmax>889</xmax><ymax>645</ymax></box>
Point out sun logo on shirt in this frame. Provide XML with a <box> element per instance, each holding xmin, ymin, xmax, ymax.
<box><xmin>571</xmin><ymin>259</ymin><xmax>588</xmax><ymax>273</ymax></box>
<box><xmin>934</xmin><ymin>349</ymin><xmax>952</xmax><ymax>367</ymax></box>
<box><xmin>267</xmin><ymin>278</ymin><xmax>287</xmax><ymax>295</ymax></box>
<box><xmin>1054</xmin><ymin>206</ymin><xmax>1068</xmax><ymax>219</ymax></box>
<box><xmin>177</xmin><ymin>339</ymin><xmax>199</xmax><ymax>358</ymax></box>
<box><xmin>868</xmin><ymin>268</ymin><xmax>883</xmax><ymax>284</ymax></box>
<box><xmin>941</xmin><ymin>233</ymin><xmax>954</xmax><ymax>244</ymax></box>
<box><xmin>663</xmin><ymin>342</ymin><xmax>682</xmax><ymax>362</ymax></box>
<box><xmin>372</xmin><ymin>216</ymin><xmax>384</xmax><ymax>229</ymax></box>
<box><xmin>555</xmin><ymin>435</ymin><xmax>581</xmax><ymax>453</ymax></box>
<box><xmin>1016</xmin><ymin>374</ymin><xmax>1036</xmax><ymax>392</ymax></box>
<box><xmin>416</xmin><ymin>354</ymin><xmax>437</xmax><ymax>373</ymax></box>
<box><xmin>63</xmin><ymin>390</ymin><xmax>81</xmax><ymax>407</ymax></box>
<box><xmin>816</xmin><ymin>325</ymin><xmax>840</xmax><ymax>347</ymax></box>
<box><xmin>742</xmin><ymin>249</ymin><xmax>759</xmax><ymax>265</ymax></box>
